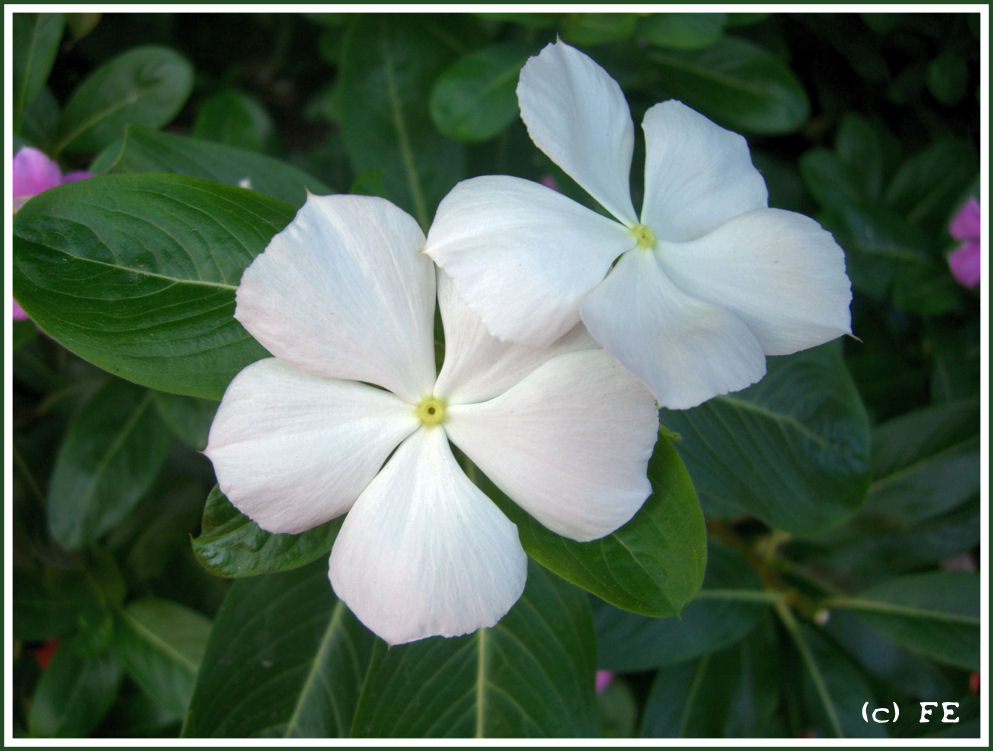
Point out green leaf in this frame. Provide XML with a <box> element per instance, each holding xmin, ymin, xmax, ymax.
<box><xmin>828</xmin><ymin>572</ymin><xmax>979</xmax><ymax>671</ymax></box>
<box><xmin>192</xmin><ymin>89</ymin><xmax>278</xmax><ymax>153</ymax></box>
<box><xmin>926</xmin><ymin>51</ymin><xmax>968</xmax><ymax>105</ymax></box>
<box><xmin>594</xmin><ymin>540</ymin><xmax>772</xmax><ymax>671</ymax></box>
<box><xmin>640</xmin><ymin>618</ymin><xmax>782</xmax><ymax>737</ymax></box>
<box><xmin>183</xmin><ymin>558</ymin><xmax>375</xmax><ymax>737</ymax></box>
<box><xmin>865</xmin><ymin>400</ymin><xmax>979</xmax><ymax>524</ymax></box>
<box><xmin>13</xmin><ymin>173</ymin><xmax>294</xmax><ymax>399</ymax></box>
<box><xmin>799</xmin><ymin>148</ymin><xmax>866</xmax><ymax>210</ymax></box>
<box><xmin>648</xmin><ymin>35</ymin><xmax>809</xmax><ymax>135</ymax></box>
<box><xmin>94</xmin><ymin>125</ymin><xmax>329</xmax><ymax>206</ymax></box>
<box><xmin>56</xmin><ymin>45</ymin><xmax>193</xmax><ymax>154</ymax></box>
<box><xmin>598</xmin><ymin>679</ymin><xmax>638</xmax><ymax>738</ymax></box>
<box><xmin>152</xmin><ymin>391</ymin><xmax>217</xmax><ymax>451</ymax></box>
<box><xmin>46</xmin><ymin>379</ymin><xmax>172</xmax><ymax>550</ymax></box>
<box><xmin>786</xmin><ymin>615</ymin><xmax>886</xmax><ymax>738</ymax></box>
<box><xmin>479</xmin><ymin>437</ymin><xmax>706</xmax><ymax>617</ymax></box>
<box><xmin>836</xmin><ymin>113</ymin><xmax>884</xmax><ymax>201</ymax></box>
<box><xmin>562</xmin><ymin>13</ymin><xmax>638</xmax><ymax>45</ymax></box>
<box><xmin>28</xmin><ymin>645</ymin><xmax>122</xmax><ymax>737</ymax></box>
<box><xmin>821</xmin><ymin>204</ymin><xmax>932</xmax><ymax>299</ymax></box>
<box><xmin>115</xmin><ymin>597</ymin><xmax>212</xmax><ymax>718</ymax></box>
<box><xmin>192</xmin><ymin>486</ymin><xmax>340</xmax><ymax>578</ymax></box>
<box><xmin>13</xmin><ymin>13</ymin><xmax>65</xmax><ymax>127</ymax></box>
<box><xmin>884</xmin><ymin>140</ymin><xmax>977</xmax><ymax>229</ymax></box>
<box><xmin>663</xmin><ymin>344</ymin><xmax>871</xmax><ymax>534</ymax></box>
<box><xmin>350</xmin><ymin>561</ymin><xmax>598</xmax><ymax>737</ymax></box>
<box><xmin>338</xmin><ymin>15</ymin><xmax>465</xmax><ymax>227</ymax></box>
<box><xmin>429</xmin><ymin>42</ymin><xmax>531</xmax><ymax>142</ymax></box>
<box><xmin>14</xmin><ymin>553</ymin><xmax>125</xmax><ymax>640</ymax></box>
<box><xmin>639</xmin><ymin>13</ymin><xmax>726</xmax><ymax>50</ymax></box>
<box><xmin>20</xmin><ymin>86</ymin><xmax>61</xmax><ymax>152</ymax></box>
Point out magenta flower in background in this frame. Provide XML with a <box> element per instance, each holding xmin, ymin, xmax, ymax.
<box><xmin>596</xmin><ymin>670</ymin><xmax>614</xmax><ymax>694</ymax></box>
<box><xmin>12</xmin><ymin>147</ymin><xmax>93</xmax><ymax>319</ymax></box>
<box><xmin>947</xmin><ymin>197</ymin><xmax>981</xmax><ymax>288</ymax></box>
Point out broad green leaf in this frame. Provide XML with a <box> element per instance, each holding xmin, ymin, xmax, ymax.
<box><xmin>480</xmin><ymin>436</ymin><xmax>706</xmax><ymax>617</ymax></box>
<box><xmin>14</xmin><ymin>553</ymin><xmax>125</xmax><ymax>640</ymax></box>
<box><xmin>192</xmin><ymin>89</ymin><xmax>278</xmax><ymax>153</ymax></box>
<box><xmin>821</xmin><ymin>204</ymin><xmax>932</xmax><ymax>299</ymax></box>
<box><xmin>191</xmin><ymin>486</ymin><xmax>340</xmax><ymax>578</ymax></box>
<box><xmin>115</xmin><ymin>597</ymin><xmax>212</xmax><ymax>717</ymax></box>
<box><xmin>926</xmin><ymin>51</ymin><xmax>968</xmax><ymax>105</ymax></box>
<box><xmin>562</xmin><ymin>13</ymin><xmax>638</xmax><ymax>45</ymax></box>
<box><xmin>338</xmin><ymin>15</ymin><xmax>465</xmax><ymax>227</ymax></box>
<box><xmin>46</xmin><ymin>379</ymin><xmax>172</xmax><ymax>550</ymax></box>
<box><xmin>883</xmin><ymin>140</ymin><xmax>977</xmax><ymax>229</ymax></box>
<box><xmin>28</xmin><ymin>645</ymin><xmax>122</xmax><ymax>737</ymax></box>
<box><xmin>429</xmin><ymin>42</ymin><xmax>531</xmax><ymax>142</ymax></box>
<box><xmin>865</xmin><ymin>400</ymin><xmax>979</xmax><ymax>523</ymax></box>
<box><xmin>828</xmin><ymin>572</ymin><xmax>979</xmax><ymax>671</ymax></box>
<box><xmin>836</xmin><ymin>113</ymin><xmax>884</xmax><ymax>200</ymax></box>
<box><xmin>152</xmin><ymin>392</ymin><xmax>217</xmax><ymax>451</ymax></box>
<box><xmin>56</xmin><ymin>45</ymin><xmax>193</xmax><ymax>154</ymax></box>
<box><xmin>594</xmin><ymin>540</ymin><xmax>771</xmax><ymax>671</ymax></box>
<box><xmin>790</xmin><ymin>617</ymin><xmax>886</xmax><ymax>738</ymax></box>
<box><xmin>350</xmin><ymin>561</ymin><xmax>598</xmax><ymax>737</ymax></box>
<box><xmin>639</xmin><ymin>13</ymin><xmax>726</xmax><ymax>50</ymax></box>
<box><xmin>799</xmin><ymin>148</ymin><xmax>866</xmax><ymax>210</ymax></box>
<box><xmin>13</xmin><ymin>173</ymin><xmax>293</xmax><ymax>399</ymax></box>
<box><xmin>891</xmin><ymin>262</ymin><xmax>961</xmax><ymax>316</ymax></box>
<box><xmin>20</xmin><ymin>86</ymin><xmax>61</xmax><ymax>152</ymax></box>
<box><xmin>662</xmin><ymin>344</ymin><xmax>871</xmax><ymax>534</ymax></box>
<box><xmin>640</xmin><ymin>618</ymin><xmax>782</xmax><ymax>737</ymax></box>
<box><xmin>93</xmin><ymin>125</ymin><xmax>330</xmax><ymax>206</ymax></box>
<box><xmin>13</xmin><ymin>13</ymin><xmax>65</xmax><ymax>127</ymax></box>
<box><xmin>183</xmin><ymin>558</ymin><xmax>375</xmax><ymax>737</ymax></box>
<box><xmin>598</xmin><ymin>679</ymin><xmax>638</xmax><ymax>738</ymax></box>
<box><xmin>648</xmin><ymin>35</ymin><xmax>809</xmax><ymax>135</ymax></box>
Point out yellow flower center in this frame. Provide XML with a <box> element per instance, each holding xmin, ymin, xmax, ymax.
<box><xmin>415</xmin><ymin>396</ymin><xmax>447</xmax><ymax>428</ymax></box>
<box><xmin>630</xmin><ymin>223</ymin><xmax>657</xmax><ymax>250</ymax></box>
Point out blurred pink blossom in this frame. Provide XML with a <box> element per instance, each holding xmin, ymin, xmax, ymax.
<box><xmin>947</xmin><ymin>197</ymin><xmax>980</xmax><ymax>288</ymax></box>
<box><xmin>595</xmin><ymin>669</ymin><xmax>614</xmax><ymax>693</ymax></box>
<box><xmin>539</xmin><ymin>174</ymin><xmax>558</xmax><ymax>192</ymax></box>
<box><xmin>12</xmin><ymin>147</ymin><xmax>93</xmax><ymax>319</ymax></box>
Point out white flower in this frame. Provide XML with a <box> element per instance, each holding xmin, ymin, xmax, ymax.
<box><xmin>424</xmin><ymin>41</ymin><xmax>852</xmax><ymax>409</ymax></box>
<box><xmin>204</xmin><ymin>193</ymin><xmax>659</xmax><ymax>645</ymax></box>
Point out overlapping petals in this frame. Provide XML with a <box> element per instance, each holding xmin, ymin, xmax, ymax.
<box><xmin>207</xmin><ymin>193</ymin><xmax>658</xmax><ymax>645</ymax></box>
<box><xmin>426</xmin><ymin>40</ymin><xmax>852</xmax><ymax>409</ymax></box>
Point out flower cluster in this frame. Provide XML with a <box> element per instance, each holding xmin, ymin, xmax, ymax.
<box><xmin>206</xmin><ymin>41</ymin><xmax>852</xmax><ymax>644</ymax></box>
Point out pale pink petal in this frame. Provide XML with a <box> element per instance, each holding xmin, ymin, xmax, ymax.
<box><xmin>204</xmin><ymin>358</ymin><xmax>418</xmax><ymax>534</ymax></box>
<box><xmin>426</xmin><ymin>175</ymin><xmax>633</xmax><ymax>348</ymax></box>
<box><xmin>329</xmin><ymin>427</ymin><xmax>527</xmax><ymax>645</ymax></box>
<box><xmin>640</xmin><ymin>101</ymin><xmax>768</xmax><ymax>242</ymax></box>
<box><xmin>517</xmin><ymin>40</ymin><xmax>638</xmax><ymax>226</ymax></box>
<box><xmin>580</xmin><ymin>249</ymin><xmax>767</xmax><ymax>409</ymax></box>
<box><xmin>659</xmin><ymin>209</ymin><xmax>852</xmax><ymax>355</ymax></box>
<box><xmin>61</xmin><ymin>170</ymin><xmax>94</xmax><ymax>184</ymax></box>
<box><xmin>12</xmin><ymin>301</ymin><xmax>29</xmax><ymax>321</ymax></box>
<box><xmin>236</xmin><ymin>194</ymin><xmax>437</xmax><ymax>403</ymax></box>
<box><xmin>433</xmin><ymin>270</ymin><xmax>597</xmax><ymax>405</ymax></box>
<box><xmin>446</xmin><ymin>349</ymin><xmax>658</xmax><ymax>541</ymax></box>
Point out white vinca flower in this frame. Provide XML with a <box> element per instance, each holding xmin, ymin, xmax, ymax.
<box><xmin>204</xmin><ymin>194</ymin><xmax>659</xmax><ymax>646</ymax></box>
<box><xmin>424</xmin><ymin>41</ymin><xmax>852</xmax><ymax>409</ymax></box>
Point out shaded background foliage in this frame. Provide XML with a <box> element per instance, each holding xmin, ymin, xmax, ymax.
<box><xmin>11</xmin><ymin>11</ymin><xmax>982</xmax><ymax>739</ymax></box>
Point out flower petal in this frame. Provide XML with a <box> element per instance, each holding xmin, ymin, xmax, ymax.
<box><xmin>236</xmin><ymin>194</ymin><xmax>437</xmax><ymax>403</ymax></box>
<box><xmin>949</xmin><ymin>197</ymin><xmax>980</xmax><ymax>241</ymax></box>
<box><xmin>445</xmin><ymin>350</ymin><xmax>658</xmax><ymax>541</ymax></box>
<box><xmin>580</xmin><ymin>249</ymin><xmax>767</xmax><ymax>409</ymax></box>
<box><xmin>948</xmin><ymin>240</ymin><xmax>981</xmax><ymax>288</ymax></box>
<box><xmin>659</xmin><ymin>209</ymin><xmax>852</xmax><ymax>355</ymax></box>
<box><xmin>517</xmin><ymin>40</ymin><xmax>638</xmax><ymax>225</ymax></box>
<box><xmin>433</xmin><ymin>270</ymin><xmax>596</xmax><ymax>404</ymax></box>
<box><xmin>640</xmin><ymin>101</ymin><xmax>768</xmax><ymax>242</ymax></box>
<box><xmin>205</xmin><ymin>358</ymin><xmax>418</xmax><ymax>534</ymax></box>
<box><xmin>13</xmin><ymin>147</ymin><xmax>64</xmax><ymax>197</ymax></box>
<box><xmin>329</xmin><ymin>427</ymin><xmax>527</xmax><ymax>645</ymax></box>
<box><xmin>425</xmin><ymin>175</ymin><xmax>633</xmax><ymax>348</ymax></box>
